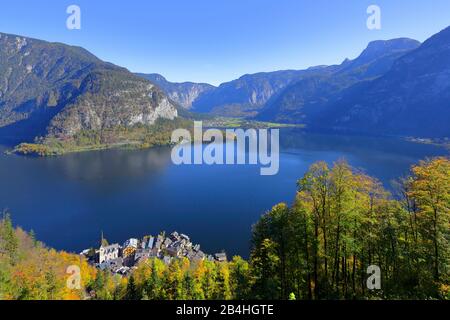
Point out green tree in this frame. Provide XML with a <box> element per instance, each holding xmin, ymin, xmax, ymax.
<box><xmin>0</xmin><ymin>212</ymin><xmax>18</xmax><ymax>265</ymax></box>
<box><xmin>125</xmin><ymin>275</ymin><xmax>140</xmax><ymax>300</ymax></box>
<box><xmin>229</xmin><ymin>256</ymin><xmax>251</xmax><ymax>299</ymax></box>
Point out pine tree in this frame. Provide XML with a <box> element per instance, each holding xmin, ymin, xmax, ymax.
<box><xmin>0</xmin><ymin>212</ymin><xmax>18</xmax><ymax>265</ymax></box>
<box><xmin>126</xmin><ymin>276</ymin><xmax>140</xmax><ymax>300</ymax></box>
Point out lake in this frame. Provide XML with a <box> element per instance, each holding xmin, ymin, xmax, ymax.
<box><xmin>0</xmin><ymin>129</ymin><xmax>448</xmax><ymax>258</ymax></box>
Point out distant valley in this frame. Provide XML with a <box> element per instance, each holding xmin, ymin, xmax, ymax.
<box><xmin>0</xmin><ymin>26</ymin><xmax>449</xmax><ymax>156</ymax></box>
<box><xmin>138</xmin><ymin>27</ymin><xmax>450</xmax><ymax>139</ymax></box>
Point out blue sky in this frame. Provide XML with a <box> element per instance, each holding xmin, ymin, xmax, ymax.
<box><xmin>0</xmin><ymin>0</ymin><xmax>449</xmax><ymax>85</ymax></box>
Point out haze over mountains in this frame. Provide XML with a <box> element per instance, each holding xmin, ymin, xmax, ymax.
<box><xmin>0</xmin><ymin>26</ymin><xmax>449</xmax><ymax>148</ymax></box>
<box><xmin>138</xmin><ymin>38</ymin><xmax>421</xmax><ymax>118</ymax></box>
<box><xmin>257</xmin><ymin>38</ymin><xmax>422</xmax><ymax>122</ymax></box>
<box><xmin>138</xmin><ymin>27</ymin><xmax>450</xmax><ymax>138</ymax></box>
<box><xmin>315</xmin><ymin>28</ymin><xmax>450</xmax><ymax>137</ymax></box>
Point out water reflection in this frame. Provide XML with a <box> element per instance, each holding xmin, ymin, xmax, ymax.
<box><xmin>43</xmin><ymin>147</ymin><xmax>173</xmax><ymax>184</ymax></box>
<box><xmin>0</xmin><ymin>131</ymin><xmax>447</xmax><ymax>258</ymax></box>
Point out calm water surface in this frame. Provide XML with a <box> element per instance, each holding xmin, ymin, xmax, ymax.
<box><xmin>0</xmin><ymin>130</ymin><xmax>447</xmax><ymax>257</ymax></box>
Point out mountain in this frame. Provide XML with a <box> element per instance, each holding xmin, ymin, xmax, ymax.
<box><xmin>187</xmin><ymin>38</ymin><xmax>420</xmax><ymax>119</ymax></box>
<box><xmin>314</xmin><ymin>27</ymin><xmax>450</xmax><ymax>138</ymax></box>
<box><xmin>136</xmin><ymin>73</ymin><xmax>215</xmax><ymax>109</ymax></box>
<box><xmin>337</xmin><ymin>38</ymin><xmax>422</xmax><ymax>77</ymax></box>
<box><xmin>257</xmin><ymin>38</ymin><xmax>421</xmax><ymax>123</ymax></box>
<box><xmin>2</xmin><ymin>27</ymin><xmax>448</xmax><ymax>149</ymax></box>
<box><xmin>0</xmin><ymin>32</ymin><xmax>177</xmax><ymax>144</ymax></box>
<box><xmin>191</xmin><ymin>68</ymin><xmax>330</xmax><ymax>117</ymax></box>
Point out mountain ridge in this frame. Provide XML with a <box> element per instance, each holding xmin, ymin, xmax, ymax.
<box><xmin>145</xmin><ymin>37</ymin><xmax>422</xmax><ymax>124</ymax></box>
<box><xmin>0</xmin><ymin>32</ymin><xmax>178</xmax><ymax>145</ymax></box>
<box><xmin>135</xmin><ymin>73</ymin><xmax>215</xmax><ymax>109</ymax></box>
<box><xmin>313</xmin><ymin>26</ymin><xmax>450</xmax><ymax>137</ymax></box>
<box><xmin>1</xmin><ymin>27</ymin><xmax>449</xmax><ymax>151</ymax></box>
<box><xmin>256</xmin><ymin>37</ymin><xmax>421</xmax><ymax>124</ymax></box>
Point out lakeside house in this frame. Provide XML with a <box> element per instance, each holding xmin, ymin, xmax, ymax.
<box><xmin>82</xmin><ymin>231</ymin><xmax>227</xmax><ymax>276</ymax></box>
<box><xmin>215</xmin><ymin>252</ymin><xmax>228</xmax><ymax>263</ymax></box>
<box><xmin>98</xmin><ymin>257</ymin><xmax>123</xmax><ymax>272</ymax></box>
<box><xmin>123</xmin><ymin>238</ymin><xmax>138</xmax><ymax>249</ymax></box>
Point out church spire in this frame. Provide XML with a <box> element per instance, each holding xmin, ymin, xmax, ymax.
<box><xmin>100</xmin><ymin>231</ymin><xmax>109</xmax><ymax>248</ymax></box>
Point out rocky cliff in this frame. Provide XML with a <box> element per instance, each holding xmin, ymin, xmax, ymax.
<box><xmin>136</xmin><ymin>73</ymin><xmax>215</xmax><ymax>110</ymax></box>
<box><xmin>0</xmin><ymin>32</ymin><xmax>178</xmax><ymax>143</ymax></box>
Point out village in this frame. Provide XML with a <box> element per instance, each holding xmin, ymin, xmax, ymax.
<box><xmin>80</xmin><ymin>232</ymin><xmax>228</xmax><ymax>275</ymax></box>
